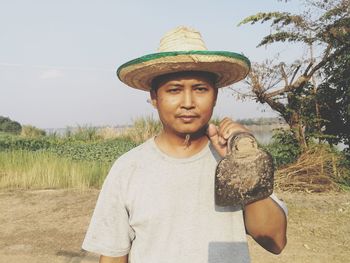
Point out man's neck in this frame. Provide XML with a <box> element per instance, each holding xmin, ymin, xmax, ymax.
<box><xmin>154</xmin><ymin>129</ymin><xmax>209</xmax><ymax>158</ymax></box>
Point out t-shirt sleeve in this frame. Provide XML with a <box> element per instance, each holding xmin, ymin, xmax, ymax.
<box><xmin>270</xmin><ymin>193</ymin><xmax>288</xmax><ymax>216</ymax></box>
<box><xmin>82</xmin><ymin>160</ymin><xmax>135</xmax><ymax>257</ymax></box>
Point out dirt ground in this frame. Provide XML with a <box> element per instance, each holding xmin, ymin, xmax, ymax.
<box><xmin>0</xmin><ymin>189</ymin><xmax>349</xmax><ymax>263</ymax></box>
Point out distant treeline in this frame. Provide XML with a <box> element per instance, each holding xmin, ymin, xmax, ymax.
<box><xmin>0</xmin><ymin>116</ymin><xmax>21</xmax><ymax>134</ymax></box>
<box><xmin>237</xmin><ymin>117</ymin><xmax>285</xmax><ymax>126</ymax></box>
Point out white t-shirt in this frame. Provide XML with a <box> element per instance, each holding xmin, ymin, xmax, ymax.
<box><xmin>82</xmin><ymin>137</ymin><xmax>286</xmax><ymax>263</ymax></box>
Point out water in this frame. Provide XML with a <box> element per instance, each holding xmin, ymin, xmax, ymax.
<box><xmin>247</xmin><ymin>124</ymin><xmax>285</xmax><ymax>145</ymax></box>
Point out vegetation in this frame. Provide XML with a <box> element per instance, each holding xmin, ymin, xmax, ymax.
<box><xmin>235</xmin><ymin>0</ymin><xmax>350</xmax><ymax>190</ymax></box>
<box><xmin>275</xmin><ymin>143</ymin><xmax>350</xmax><ymax>192</ymax></box>
<box><xmin>0</xmin><ymin>116</ymin><xmax>21</xmax><ymax>134</ymax></box>
<box><xmin>264</xmin><ymin>129</ymin><xmax>301</xmax><ymax>167</ymax></box>
<box><xmin>238</xmin><ymin>0</ymin><xmax>350</xmax><ymax>151</ymax></box>
<box><xmin>0</xmin><ymin>123</ymin><xmax>138</xmax><ymax>189</ymax></box>
<box><xmin>317</xmin><ymin>43</ymin><xmax>350</xmax><ymax>155</ymax></box>
<box><xmin>0</xmin><ymin>150</ymin><xmax>109</xmax><ymax>189</ymax></box>
<box><xmin>20</xmin><ymin>125</ymin><xmax>46</xmax><ymax>138</ymax></box>
<box><xmin>265</xmin><ymin>128</ymin><xmax>350</xmax><ymax>191</ymax></box>
<box><xmin>0</xmin><ymin>116</ymin><xmax>349</xmax><ymax>191</ymax></box>
<box><xmin>120</xmin><ymin>116</ymin><xmax>162</xmax><ymax>143</ymax></box>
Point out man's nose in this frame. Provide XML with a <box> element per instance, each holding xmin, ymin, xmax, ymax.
<box><xmin>181</xmin><ymin>89</ymin><xmax>195</xmax><ymax>109</ymax></box>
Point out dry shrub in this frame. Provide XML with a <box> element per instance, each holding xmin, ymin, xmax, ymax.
<box><xmin>275</xmin><ymin>144</ymin><xmax>345</xmax><ymax>192</ymax></box>
<box><xmin>96</xmin><ymin>126</ymin><xmax>120</xmax><ymax>140</ymax></box>
<box><xmin>21</xmin><ymin>125</ymin><xmax>46</xmax><ymax>138</ymax></box>
<box><xmin>121</xmin><ymin>116</ymin><xmax>162</xmax><ymax>144</ymax></box>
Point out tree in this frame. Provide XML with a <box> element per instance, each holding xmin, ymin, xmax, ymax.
<box><xmin>238</xmin><ymin>0</ymin><xmax>350</xmax><ymax>149</ymax></box>
<box><xmin>0</xmin><ymin>116</ymin><xmax>22</xmax><ymax>134</ymax></box>
<box><xmin>317</xmin><ymin>46</ymin><xmax>350</xmax><ymax>152</ymax></box>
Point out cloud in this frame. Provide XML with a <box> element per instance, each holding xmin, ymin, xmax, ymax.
<box><xmin>39</xmin><ymin>69</ymin><xmax>64</xmax><ymax>80</ymax></box>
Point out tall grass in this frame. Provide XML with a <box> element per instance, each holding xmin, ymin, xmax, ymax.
<box><xmin>20</xmin><ymin>125</ymin><xmax>46</xmax><ymax>138</ymax></box>
<box><xmin>121</xmin><ymin>116</ymin><xmax>162</xmax><ymax>143</ymax></box>
<box><xmin>0</xmin><ymin>128</ymin><xmax>136</xmax><ymax>190</ymax></box>
<box><xmin>0</xmin><ymin>150</ymin><xmax>110</xmax><ymax>189</ymax></box>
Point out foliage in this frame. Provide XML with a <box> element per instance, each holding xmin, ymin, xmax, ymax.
<box><xmin>0</xmin><ymin>135</ymin><xmax>137</xmax><ymax>164</ymax></box>
<box><xmin>238</xmin><ymin>0</ymin><xmax>350</xmax><ymax>149</ymax></box>
<box><xmin>317</xmin><ymin>45</ymin><xmax>350</xmax><ymax>152</ymax></box>
<box><xmin>96</xmin><ymin>126</ymin><xmax>120</xmax><ymax>140</ymax></box>
<box><xmin>64</xmin><ymin>125</ymin><xmax>100</xmax><ymax>141</ymax></box>
<box><xmin>275</xmin><ymin>143</ymin><xmax>350</xmax><ymax>192</ymax></box>
<box><xmin>239</xmin><ymin>0</ymin><xmax>349</xmax><ymax>48</ymax></box>
<box><xmin>48</xmin><ymin>139</ymin><xmax>137</xmax><ymax>163</ymax></box>
<box><xmin>0</xmin><ymin>116</ymin><xmax>21</xmax><ymax>134</ymax></box>
<box><xmin>0</xmin><ymin>150</ymin><xmax>110</xmax><ymax>189</ymax></box>
<box><xmin>264</xmin><ymin>128</ymin><xmax>301</xmax><ymax>167</ymax></box>
<box><xmin>0</xmin><ymin>135</ymin><xmax>52</xmax><ymax>151</ymax></box>
<box><xmin>121</xmin><ymin>116</ymin><xmax>162</xmax><ymax>143</ymax></box>
<box><xmin>0</xmin><ymin>124</ymin><xmax>138</xmax><ymax>189</ymax></box>
<box><xmin>21</xmin><ymin>125</ymin><xmax>46</xmax><ymax>138</ymax></box>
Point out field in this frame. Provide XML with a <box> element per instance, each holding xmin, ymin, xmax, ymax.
<box><xmin>0</xmin><ymin>122</ymin><xmax>349</xmax><ymax>262</ymax></box>
<box><xmin>0</xmin><ymin>189</ymin><xmax>349</xmax><ymax>263</ymax></box>
<box><xmin>0</xmin><ymin>130</ymin><xmax>137</xmax><ymax>189</ymax></box>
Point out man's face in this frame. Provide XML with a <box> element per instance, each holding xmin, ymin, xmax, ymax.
<box><xmin>151</xmin><ymin>71</ymin><xmax>218</xmax><ymax>137</ymax></box>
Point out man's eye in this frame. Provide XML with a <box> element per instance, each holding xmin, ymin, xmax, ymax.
<box><xmin>195</xmin><ymin>87</ymin><xmax>208</xmax><ymax>92</ymax></box>
<box><xmin>167</xmin><ymin>88</ymin><xmax>180</xmax><ymax>93</ymax></box>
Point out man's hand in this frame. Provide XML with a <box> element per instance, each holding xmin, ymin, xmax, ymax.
<box><xmin>206</xmin><ymin>117</ymin><xmax>251</xmax><ymax>157</ymax></box>
<box><xmin>208</xmin><ymin>118</ymin><xmax>287</xmax><ymax>254</ymax></box>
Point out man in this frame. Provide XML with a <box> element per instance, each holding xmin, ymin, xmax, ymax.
<box><xmin>82</xmin><ymin>26</ymin><xmax>287</xmax><ymax>263</ymax></box>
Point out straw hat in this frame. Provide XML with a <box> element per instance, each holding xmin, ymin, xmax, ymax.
<box><xmin>117</xmin><ymin>26</ymin><xmax>250</xmax><ymax>91</ymax></box>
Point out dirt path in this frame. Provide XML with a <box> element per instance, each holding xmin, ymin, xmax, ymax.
<box><xmin>0</xmin><ymin>190</ymin><xmax>349</xmax><ymax>263</ymax></box>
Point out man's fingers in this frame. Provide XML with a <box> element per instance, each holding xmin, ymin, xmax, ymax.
<box><xmin>207</xmin><ymin>123</ymin><xmax>227</xmax><ymax>157</ymax></box>
<box><xmin>206</xmin><ymin>123</ymin><xmax>219</xmax><ymax>142</ymax></box>
<box><xmin>207</xmin><ymin>124</ymin><xmax>227</xmax><ymax>146</ymax></box>
<box><xmin>219</xmin><ymin>118</ymin><xmax>239</xmax><ymax>138</ymax></box>
<box><xmin>218</xmin><ymin>136</ymin><xmax>227</xmax><ymax>146</ymax></box>
<box><xmin>209</xmin><ymin>118</ymin><xmax>252</xmax><ymax>157</ymax></box>
<box><xmin>218</xmin><ymin>117</ymin><xmax>231</xmax><ymax>132</ymax></box>
<box><xmin>218</xmin><ymin>119</ymin><xmax>250</xmax><ymax>140</ymax></box>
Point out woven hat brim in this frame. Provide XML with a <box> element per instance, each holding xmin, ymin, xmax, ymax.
<box><xmin>117</xmin><ymin>51</ymin><xmax>250</xmax><ymax>91</ymax></box>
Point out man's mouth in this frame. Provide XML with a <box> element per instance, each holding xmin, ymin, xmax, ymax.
<box><xmin>177</xmin><ymin>115</ymin><xmax>199</xmax><ymax>122</ymax></box>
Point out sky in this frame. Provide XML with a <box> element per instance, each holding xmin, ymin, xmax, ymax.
<box><xmin>0</xmin><ymin>0</ymin><xmax>306</xmax><ymax>129</ymax></box>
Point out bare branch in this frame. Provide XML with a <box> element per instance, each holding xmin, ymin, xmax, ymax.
<box><xmin>303</xmin><ymin>62</ymin><xmax>314</xmax><ymax>76</ymax></box>
<box><xmin>289</xmin><ymin>64</ymin><xmax>301</xmax><ymax>85</ymax></box>
<box><xmin>280</xmin><ymin>63</ymin><xmax>289</xmax><ymax>86</ymax></box>
<box><xmin>255</xmin><ymin>91</ymin><xmax>288</xmax><ymax>116</ymax></box>
<box><xmin>306</xmin><ymin>44</ymin><xmax>347</xmax><ymax>78</ymax></box>
<box><xmin>265</xmin><ymin>86</ymin><xmax>291</xmax><ymax>98</ymax></box>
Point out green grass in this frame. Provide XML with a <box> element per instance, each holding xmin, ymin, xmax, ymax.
<box><xmin>0</xmin><ymin>150</ymin><xmax>110</xmax><ymax>189</ymax></box>
<box><xmin>0</xmin><ymin>126</ymin><xmax>139</xmax><ymax>190</ymax></box>
<box><xmin>0</xmin><ymin>132</ymin><xmax>137</xmax><ymax>190</ymax></box>
<box><xmin>2</xmin><ymin>117</ymin><xmax>347</xmax><ymax>191</ymax></box>
<box><xmin>0</xmin><ymin>136</ymin><xmax>137</xmax><ymax>163</ymax></box>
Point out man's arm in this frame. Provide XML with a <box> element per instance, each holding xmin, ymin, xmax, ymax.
<box><xmin>243</xmin><ymin>197</ymin><xmax>287</xmax><ymax>254</ymax></box>
<box><xmin>99</xmin><ymin>254</ymin><xmax>128</xmax><ymax>263</ymax></box>
<box><xmin>207</xmin><ymin>119</ymin><xmax>287</xmax><ymax>254</ymax></box>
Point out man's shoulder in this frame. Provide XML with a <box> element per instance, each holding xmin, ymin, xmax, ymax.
<box><xmin>110</xmin><ymin>137</ymin><xmax>155</xmax><ymax>171</ymax></box>
<box><xmin>119</xmin><ymin>137</ymin><xmax>154</xmax><ymax>160</ymax></box>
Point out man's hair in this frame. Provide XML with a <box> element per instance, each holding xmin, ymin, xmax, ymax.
<box><xmin>150</xmin><ymin>71</ymin><xmax>218</xmax><ymax>93</ymax></box>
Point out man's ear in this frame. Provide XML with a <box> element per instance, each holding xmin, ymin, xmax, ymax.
<box><xmin>150</xmin><ymin>89</ymin><xmax>158</xmax><ymax>109</ymax></box>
